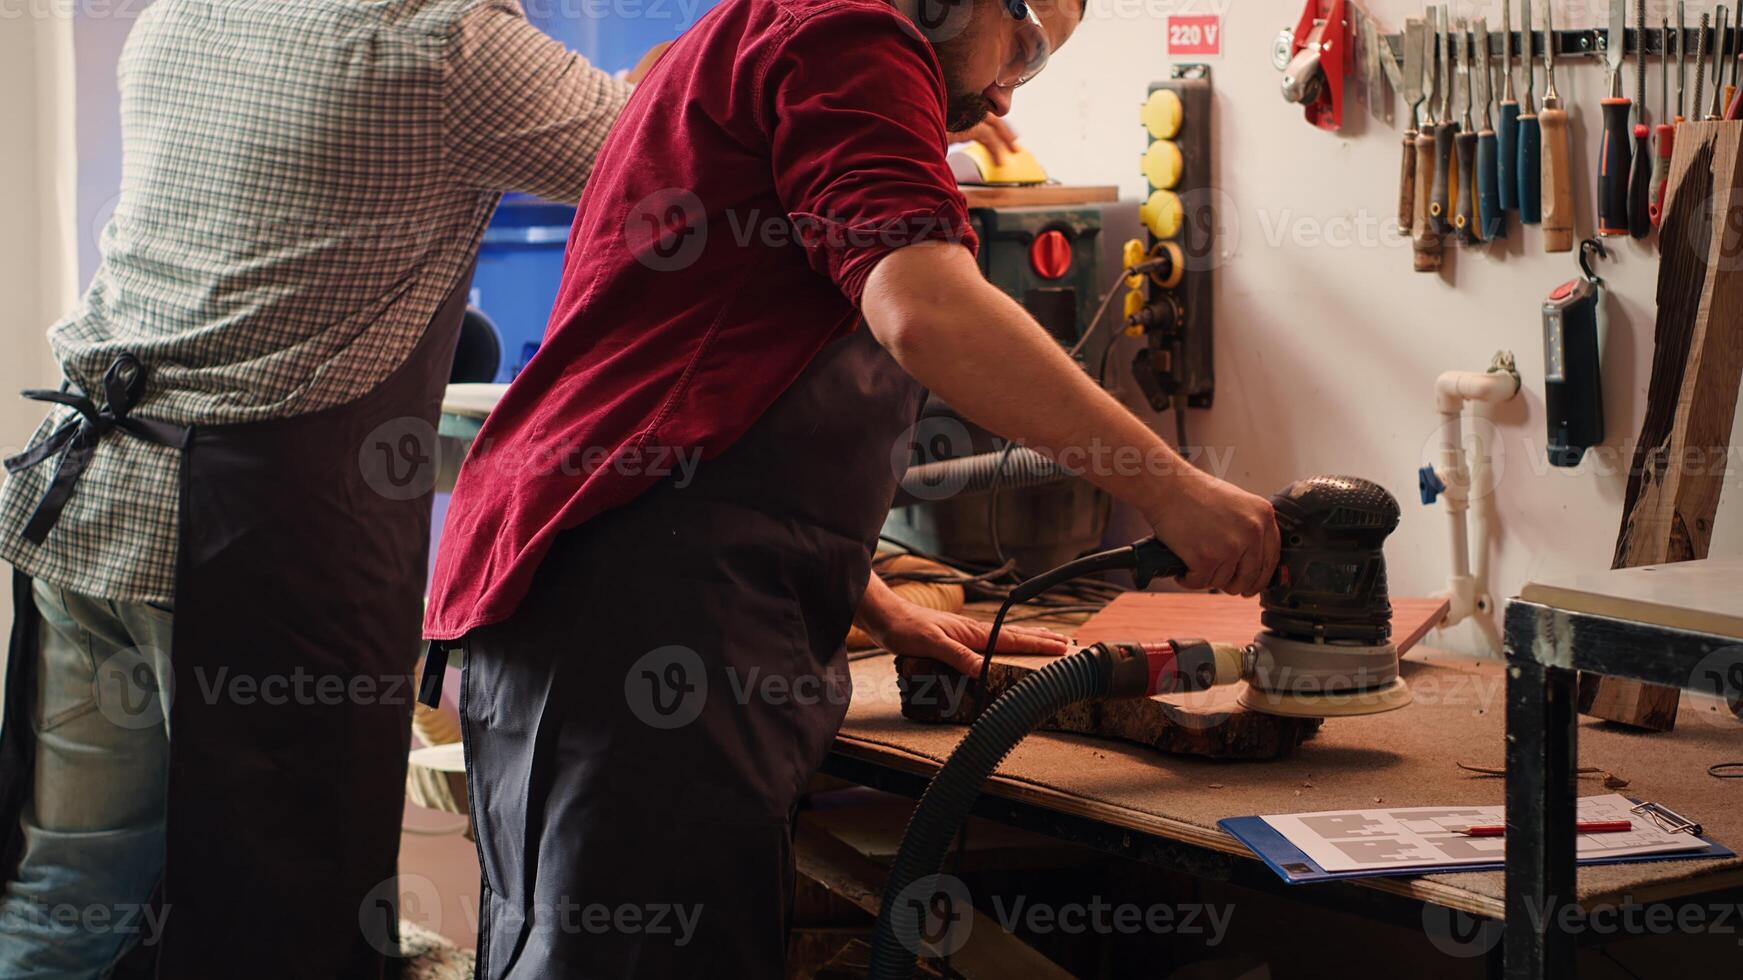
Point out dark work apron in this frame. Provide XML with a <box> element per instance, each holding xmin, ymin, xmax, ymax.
<box><xmin>448</xmin><ymin>324</ymin><xmax>923</xmax><ymax>979</ymax></box>
<box><xmin>0</xmin><ymin>272</ymin><xmax>470</xmax><ymax>979</ymax></box>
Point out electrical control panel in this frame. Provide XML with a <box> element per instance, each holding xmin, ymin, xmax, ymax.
<box><xmin>1129</xmin><ymin>69</ymin><xmax>1215</xmax><ymax>414</ymax></box>
<box><xmin>971</xmin><ymin>205</ymin><xmax>1104</xmax><ymax>348</ymax></box>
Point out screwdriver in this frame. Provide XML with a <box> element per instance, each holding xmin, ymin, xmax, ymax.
<box><xmin>1455</xmin><ymin>21</ymin><xmax>1479</xmax><ymax>244</ymax></box>
<box><xmin>1413</xmin><ymin>6</ymin><xmax>1443</xmax><ymax>272</ymax></box>
<box><xmin>1518</xmin><ymin>0</ymin><xmax>1542</xmax><ymax>224</ymax></box>
<box><xmin>1540</xmin><ymin>0</ymin><xmax>1574</xmax><ymax>252</ymax></box>
<box><xmin>1431</xmin><ymin>7</ymin><xmax>1458</xmax><ymax>236</ymax></box>
<box><xmin>1598</xmin><ymin>0</ymin><xmax>1631</xmax><ymax>237</ymax></box>
<box><xmin>1626</xmin><ymin>0</ymin><xmax>1651</xmax><ymax>239</ymax></box>
<box><xmin>1498</xmin><ymin>0</ymin><xmax>1519</xmax><ymax>212</ymax></box>
<box><xmin>1651</xmin><ymin>16</ymin><xmax>1676</xmax><ymax>227</ymax></box>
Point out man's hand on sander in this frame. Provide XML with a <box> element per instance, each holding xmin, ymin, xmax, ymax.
<box><xmin>1142</xmin><ymin>469</ymin><xmax>1279</xmax><ymax>597</ymax></box>
<box><xmin>855</xmin><ymin>573</ymin><xmax>1069</xmax><ymax>676</ymax></box>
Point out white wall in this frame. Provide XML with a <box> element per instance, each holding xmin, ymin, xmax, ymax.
<box><xmin>1012</xmin><ymin>0</ymin><xmax>1743</xmax><ymax>655</ymax></box>
<box><xmin>0</xmin><ymin>10</ymin><xmax>77</xmax><ymax>649</ymax></box>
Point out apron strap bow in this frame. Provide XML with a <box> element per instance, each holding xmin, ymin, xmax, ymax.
<box><xmin>3</xmin><ymin>353</ymin><xmax>191</xmax><ymax>545</ymax></box>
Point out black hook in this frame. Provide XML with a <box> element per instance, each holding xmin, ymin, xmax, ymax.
<box><xmin>1578</xmin><ymin>238</ymin><xmax>1607</xmax><ymax>285</ymax></box>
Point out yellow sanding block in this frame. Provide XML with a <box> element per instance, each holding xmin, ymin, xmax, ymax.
<box><xmin>950</xmin><ymin>141</ymin><xmax>1050</xmax><ymax>186</ymax></box>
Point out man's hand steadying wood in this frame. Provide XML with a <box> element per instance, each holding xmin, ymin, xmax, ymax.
<box><xmin>862</xmin><ymin>242</ymin><xmax>1280</xmax><ymax>597</ymax></box>
<box><xmin>854</xmin><ymin>572</ymin><xmax>1069</xmax><ymax>676</ymax></box>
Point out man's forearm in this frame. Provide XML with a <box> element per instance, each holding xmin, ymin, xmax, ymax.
<box><xmin>862</xmin><ymin>242</ymin><xmax>1191</xmax><ymax>524</ymax></box>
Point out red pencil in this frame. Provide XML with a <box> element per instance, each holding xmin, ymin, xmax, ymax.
<box><xmin>1456</xmin><ymin>820</ymin><xmax>1632</xmax><ymax>837</ymax></box>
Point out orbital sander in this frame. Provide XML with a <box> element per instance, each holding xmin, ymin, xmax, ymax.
<box><xmin>870</xmin><ymin>475</ymin><xmax>1412</xmax><ymax>979</ymax></box>
<box><xmin>971</xmin><ymin>473</ymin><xmax>1411</xmax><ymax>720</ymax></box>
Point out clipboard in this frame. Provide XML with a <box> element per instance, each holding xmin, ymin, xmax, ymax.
<box><xmin>1219</xmin><ymin>798</ymin><xmax>1733</xmax><ymax>885</ymax></box>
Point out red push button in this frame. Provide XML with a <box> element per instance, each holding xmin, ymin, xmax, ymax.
<box><xmin>1549</xmin><ymin>280</ymin><xmax>1578</xmax><ymax>301</ymax></box>
<box><xmin>1030</xmin><ymin>230</ymin><xmax>1073</xmax><ymax>280</ymax></box>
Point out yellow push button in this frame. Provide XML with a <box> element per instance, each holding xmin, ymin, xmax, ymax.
<box><xmin>1140</xmin><ymin>89</ymin><xmax>1183</xmax><ymax>140</ymax></box>
<box><xmin>1141</xmin><ymin>140</ymin><xmax>1182</xmax><ymax>190</ymax></box>
<box><xmin>1139</xmin><ymin>190</ymin><xmax>1183</xmax><ymax>239</ymax></box>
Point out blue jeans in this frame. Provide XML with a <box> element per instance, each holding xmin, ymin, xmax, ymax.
<box><xmin>0</xmin><ymin>581</ymin><xmax>173</xmax><ymax>978</ymax></box>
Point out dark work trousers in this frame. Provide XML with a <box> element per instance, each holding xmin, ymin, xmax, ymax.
<box><xmin>460</xmin><ymin>326</ymin><xmax>925</xmax><ymax>979</ymax></box>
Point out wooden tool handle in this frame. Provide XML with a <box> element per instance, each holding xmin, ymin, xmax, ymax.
<box><xmin>1455</xmin><ymin>129</ymin><xmax>1479</xmax><ymax>244</ymax></box>
<box><xmin>1431</xmin><ymin>122</ymin><xmax>1457</xmax><ymax>233</ymax></box>
<box><xmin>1399</xmin><ymin>131</ymin><xmax>1417</xmax><ymax>234</ymax></box>
<box><xmin>1517</xmin><ymin>112</ymin><xmax>1542</xmax><ymax>224</ymax></box>
<box><xmin>1649</xmin><ymin>123</ymin><xmax>1675</xmax><ymax>226</ymax></box>
<box><xmin>1627</xmin><ymin>123</ymin><xmax>1652</xmax><ymax>238</ymax></box>
<box><xmin>1412</xmin><ymin>132</ymin><xmax>1442</xmax><ymax>272</ymax></box>
<box><xmin>1540</xmin><ymin>106</ymin><xmax>1574</xmax><ymax>252</ymax></box>
<box><xmin>1497</xmin><ymin>100</ymin><xmax>1521</xmax><ymax>211</ymax></box>
<box><xmin>1597</xmin><ymin>97</ymin><xmax>1633</xmax><ymax>236</ymax></box>
<box><xmin>1477</xmin><ymin>129</ymin><xmax>1504</xmax><ymax>240</ymax></box>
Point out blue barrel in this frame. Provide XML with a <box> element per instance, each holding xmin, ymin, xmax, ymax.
<box><xmin>470</xmin><ymin>196</ymin><xmax>575</xmax><ymax>381</ymax></box>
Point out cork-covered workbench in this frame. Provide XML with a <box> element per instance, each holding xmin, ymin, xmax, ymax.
<box><xmin>826</xmin><ymin>642</ymin><xmax>1743</xmax><ymax>949</ymax></box>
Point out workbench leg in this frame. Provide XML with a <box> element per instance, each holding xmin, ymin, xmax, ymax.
<box><xmin>1504</xmin><ymin>656</ymin><xmax>1579</xmax><ymax>980</ymax></box>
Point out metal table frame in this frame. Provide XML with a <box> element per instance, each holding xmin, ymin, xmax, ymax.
<box><xmin>1502</xmin><ymin>599</ymin><xmax>1741</xmax><ymax>978</ymax></box>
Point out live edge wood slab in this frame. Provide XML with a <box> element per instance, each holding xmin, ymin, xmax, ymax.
<box><xmin>894</xmin><ymin>593</ymin><xmax>1450</xmax><ymax>761</ymax></box>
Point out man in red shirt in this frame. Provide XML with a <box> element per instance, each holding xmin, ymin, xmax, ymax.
<box><xmin>426</xmin><ymin>0</ymin><xmax>1279</xmax><ymax>974</ymax></box>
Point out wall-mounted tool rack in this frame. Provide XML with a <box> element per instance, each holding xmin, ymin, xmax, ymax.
<box><xmin>1381</xmin><ymin>27</ymin><xmax>1738</xmax><ymax>61</ymax></box>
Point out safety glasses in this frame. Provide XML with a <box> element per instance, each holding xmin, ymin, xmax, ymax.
<box><xmin>996</xmin><ymin>0</ymin><xmax>1051</xmax><ymax>89</ymax></box>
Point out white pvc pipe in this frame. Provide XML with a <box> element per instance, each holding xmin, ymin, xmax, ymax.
<box><xmin>1430</xmin><ymin>365</ymin><xmax>1520</xmax><ymax>648</ymax></box>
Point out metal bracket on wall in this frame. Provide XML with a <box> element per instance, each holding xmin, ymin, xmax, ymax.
<box><xmin>1381</xmin><ymin>27</ymin><xmax>1733</xmax><ymax>62</ymax></box>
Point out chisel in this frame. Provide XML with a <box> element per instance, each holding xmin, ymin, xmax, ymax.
<box><xmin>1540</xmin><ymin>0</ymin><xmax>1574</xmax><ymax>252</ymax></box>
<box><xmin>1475</xmin><ymin>19</ymin><xmax>1503</xmax><ymax>240</ymax></box>
<box><xmin>1518</xmin><ymin>0</ymin><xmax>1542</xmax><ymax>224</ymax></box>
<box><xmin>1413</xmin><ymin>6</ymin><xmax>1443</xmax><ymax>272</ymax></box>
<box><xmin>1728</xmin><ymin>12</ymin><xmax>1741</xmax><ymax>114</ymax></box>
<box><xmin>1598</xmin><ymin>0</ymin><xmax>1632</xmax><ymax>237</ymax></box>
<box><xmin>1627</xmin><ymin>0</ymin><xmax>1652</xmax><ymax>238</ymax></box>
<box><xmin>1454</xmin><ymin>22</ymin><xmax>1479</xmax><ymax>244</ymax></box>
<box><xmin>1651</xmin><ymin>16</ymin><xmax>1676</xmax><ymax>226</ymax></box>
<box><xmin>1431</xmin><ymin>7</ymin><xmax>1458</xmax><ymax>236</ymax></box>
<box><xmin>1676</xmin><ymin>3</ymin><xmax>1688</xmax><ymax>123</ymax></box>
<box><xmin>1397</xmin><ymin>18</ymin><xmax>1425</xmax><ymax>236</ymax></box>
<box><xmin>1710</xmin><ymin>8</ymin><xmax>1729</xmax><ymax>118</ymax></box>
<box><xmin>1498</xmin><ymin>0</ymin><xmax>1520</xmax><ymax>212</ymax></box>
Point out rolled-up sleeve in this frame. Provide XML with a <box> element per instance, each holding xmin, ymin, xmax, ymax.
<box><xmin>443</xmin><ymin>0</ymin><xmax>633</xmax><ymax>202</ymax></box>
<box><xmin>763</xmin><ymin>9</ymin><xmax>977</xmax><ymax>304</ymax></box>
